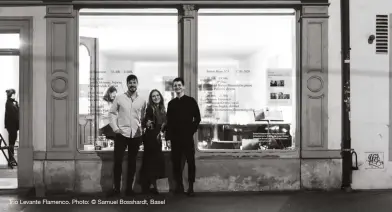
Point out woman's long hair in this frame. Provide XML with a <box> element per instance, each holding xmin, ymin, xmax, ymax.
<box><xmin>148</xmin><ymin>89</ymin><xmax>165</xmax><ymax>114</ymax></box>
<box><xmin>103</xmin><ymin>86</ymin><xmax>117</xmax><ymax>103</ymax></box>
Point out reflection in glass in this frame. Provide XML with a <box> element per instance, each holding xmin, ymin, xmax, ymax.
<box><xmin>79</xmin><ymin>45</ymin><xmax>90</xmax><ymax>115</ymax></box>
<box><xmin>197</xmin><ymin>9</ymin><xmax>296</xmax><ymax>151</ymax></box>
<box><xmin>78</xmin><ymin>44</ymin><xmax>95</xmax><ymax>149</ymax></box>
<box><xmin>78</xmin><ymin>9</ymin><xmax>178</xmax><ymax>151</ymax></box>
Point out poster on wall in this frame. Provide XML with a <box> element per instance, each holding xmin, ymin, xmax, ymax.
<box><xmin>163</xmin><ymin>76</ymin><xmax>176</xmax><ymax>108</ymax></box>
<box><xmin>267</xmin><ymin>69</ymin><xmax>292</xmax><ymax>106</ymax></box>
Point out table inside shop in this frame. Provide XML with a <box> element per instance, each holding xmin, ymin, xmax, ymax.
<box><xmin>198</xmin><ymin>122</ymin><xmax>292</xmax><ymax>150</ymax></box>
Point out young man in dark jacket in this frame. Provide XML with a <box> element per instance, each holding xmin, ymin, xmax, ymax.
<box><xmin>166</xmin><ymin>77</ymin><xmax>201</xmax><ymax>197</ymax></box>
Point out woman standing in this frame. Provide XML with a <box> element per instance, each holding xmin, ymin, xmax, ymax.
<box><xmin>4</xmin><ymin>89</ymin><xmax>19</xmax><ymax>168</ymax></box>
<box><xmin>99</xmin><ymin>86</ymin><xmax>117</xmax><ymax>141</ymax></box>
<box><xmin>140</xmin><ymin>89</ymin><xmax>166</xmax><ymax>194</ymax></box>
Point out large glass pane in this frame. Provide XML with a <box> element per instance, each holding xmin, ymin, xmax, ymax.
<box><xmin>78</xmin><ymin>44</ymin><xmax>95</xmax><ymax>150</ymax></box>
<box><xmin>79</xmin><ymin>45</ymin><xmax>91</xmax><ymax>115</ymax></box>
<box><xmin>78</xmin><ymin>9</ymin><xmax>178</xmax><ymax>151</ymax></box>
<box><xmin>0</xmin><ymin>56</ymin><xmax>19</xmax><ymax>172</ymax></box>
<box><xmin>0</xmin><ymin>34</ymin><xmax>20</xmax><ymax>49</ymax></box>
<box><xmin>197</xmin><ymin>9</ymin><xmax>296</xmax><ymax>151</ymax></box>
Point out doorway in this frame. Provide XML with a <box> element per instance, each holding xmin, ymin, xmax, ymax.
<box><xmin>0</xmin><ymin>32</ymin><xmax>20</xmax><ymax>189</ymax></box>
<box><xmin>0</xmin><ymin>18</ymin><xmax>33</xmax><ymax>190</ymax></box>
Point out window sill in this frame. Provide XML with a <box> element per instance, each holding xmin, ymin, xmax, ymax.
<box><xmin>195</xmin><ymin>148</ymin><xmax>300</xmax><ymax>159</ymax></box>
<box><xmin>33</xmin><ymin>149</ymin><xmax>341</xmax><ymax>160</ymax></box>
<box><xmin>75</xmin><ymin>149</ymin><xmax>172</xmax><ymax>160</ymax></box>
<box><xmin>73</xmin><ymin>149</ymin><xmax>300</xmax><ymax>160</ymax></box>
<box><xmin>33</xmin><ymin>148</ymin><xmax>299</xmax><ymax>160</ymax></box>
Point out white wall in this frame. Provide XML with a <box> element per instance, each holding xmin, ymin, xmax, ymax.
<box><xmin>330</xmin><ymin>0</ymin><xmax>392</xmax><ymax>189</ymax></box>
<box><xmin>103</xmin><ymin>50</ymin><xmax>297</xmax><ymax>126</ymax></box>
<box><xmin>0</xmin><ymin>7</ymin><xmax>47</xmax><ymax>151</ymax></box>
<box><xmin>100</xmin><ymin>55</ymin><xmax>178</xmax><ymax>104</ymax></box>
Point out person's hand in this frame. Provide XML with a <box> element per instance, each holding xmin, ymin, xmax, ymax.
<box><xmin>166</xmin><ymin>140</ymin><xmax>171</xmax><ymax>148</ymax></box>
<box><xmin>146</xmin><ymin>120</ymin><xmax>153</xmax><ymax>128</ymax></box>
<box><xmin>161</xmin><ymin>123</ymin><xmax>166</xmax><ymax>131</ymax></box>
<box><xmin>114</xmin><ymin>129</ymin><xmax>124</xmax><ymax>134</ymax></box>
<box><xmin>156</xmin><ymin>133</ymin><xmax>161</xmax><ymax>141</ymax></box>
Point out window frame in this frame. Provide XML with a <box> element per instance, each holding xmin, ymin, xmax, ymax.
<box><xmin>194</xmin><ymin>9</ymin><xmax>300</xmax><ymax>155</ymax></box>
<box><xmin>75</xmin><ymin>8</ymin><xmax>180</xmax><ymax>153</ymax></box>
<box><xmin>0</xmin><ymin>18</ymin><xmax>34</xmax><ymax>186</ymax></box>
<box><xmin>74</xmin><ymin>5</ymin><xmax>302</xmax><ymax>159</ymax></box>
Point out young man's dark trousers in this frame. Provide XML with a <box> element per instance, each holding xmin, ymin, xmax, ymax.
<box><xmin>171</xmin><ymin>137</ymin><xmax>196</xmax><ymax>191</ymax></box>
<box><xmin>113</xmin><ymin>134</ymin><xmax>141</xmax><ymax>192</ymax></box>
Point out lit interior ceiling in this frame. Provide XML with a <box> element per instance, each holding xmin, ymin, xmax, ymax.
<box><xmin>78</xmin><ymin>9</ymin><xmax>295</xmax><ymax>60</ymax></box>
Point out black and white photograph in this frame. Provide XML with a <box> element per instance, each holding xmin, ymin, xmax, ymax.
<box><xmin>270</xmin><ymin>80</ymin><xmax>285</xmax><ymax>87</ymax></box>
<box><xmin>270</xmin><ymin>80</ymin><xmax>278</xmax><ymax>87</ymax></box>
<box><xmin>0</xmin><ymin>1</ymin><xmax>386</xmax><ymax>212</ymax></box>
<box><xmin>277</xmin><ymin>92</ymin><xmax>284</xmax><ymax>99</ymax></box>
<box><xmin>267</xmin><ymin>69</ymin><xmax>292</xmax><ymax>106</ymax></box>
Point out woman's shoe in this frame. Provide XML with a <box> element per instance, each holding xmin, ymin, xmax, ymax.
<box><xmin>7</xmin><ymin>161</ymin><xmax>16</xmax><ymax>169</ymax></box>
<box><xmin>150</xmin><ymin>188</ymin><xmax>159</xmax><ymax>195</ymax></box>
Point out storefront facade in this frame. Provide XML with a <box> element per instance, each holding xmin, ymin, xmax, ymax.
<box><xmin>0</xmin><ymin>0</ymin><xmax>342</xmax><ymax>194</ymax></box>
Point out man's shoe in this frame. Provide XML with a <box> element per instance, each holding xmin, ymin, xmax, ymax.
<box><xmin>186</xmin><ymin>188</ymin><xmax>195</xmax><ymax>197</ymax></box>
<box><xmin>125</xmin><ymin>190</ymin><xmax>135</xmax><ymax>197</ymax></box>
<box><xmin>107</xmin><ymin>189</ymin><xmax>120</xmax><ymax>197</ymax></box>
<box><xmin>174</xmin><ymin>187</ymin><xmax>184</xmax><ymax>195</ymax></box>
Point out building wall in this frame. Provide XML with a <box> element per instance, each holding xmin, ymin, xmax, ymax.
<box><xmin>328</xmin><ymin>0</ymin><xmax>342</xmax><ymax>150</ymax></box>
<box><xmin>0</xmin><ymin>2</ymin><xmax>343</xmax><ymax>193</ymax></box>
<box><xmin>329</xmin><ymin>0</ymin><xmax>392</xmax><ymax>189</ymax></box>
<box><xmin>346</xmin><ymin>0</ymin><xmax>392</xmax><ymax>189</ymax></box>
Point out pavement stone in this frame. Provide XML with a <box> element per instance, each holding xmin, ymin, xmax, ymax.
<box><xmin>0</xmin><ymin>190</ymin><xmax>391</xmax><ymax>212</ymax></box>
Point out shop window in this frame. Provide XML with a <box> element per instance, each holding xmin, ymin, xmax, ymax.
<box><xmin>197</xmin><ymin>9</ymin><xmax>297</xmax><ymax>151</ymax></box>
<box><xmin>78</xmin><ymin>9</ymin><xmax>178</xmax><ymax>151</ymax></box>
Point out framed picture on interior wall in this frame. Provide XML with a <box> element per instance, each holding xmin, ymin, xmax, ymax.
<box><xmin>163</xmin><ymin>76</ymin><xmax>175</xmax><ymax>91</ymax></box>
<box><xmin>267</xmin><ymin>69</ymin><xmax>292</xmax><ymax>106</ymax></box>
<box><xmin>162</xmin><ymin>76</ymin><xmax>176</xmax><ymax>108</ymax></box>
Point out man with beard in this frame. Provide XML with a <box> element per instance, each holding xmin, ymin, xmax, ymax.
<box><xmin>109</xmin><ymin>74</ymin><xmax>147</xmax><ymax>196</ymax></box>
<box><xmin>166</xmin><ymin>77</ymin><xmax>201</xmax><ymax>197</ymax></box>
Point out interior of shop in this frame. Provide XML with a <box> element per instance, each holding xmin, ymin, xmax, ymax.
<box><xmin>77</xmin><ymin>8</ymin><xmax>297</xmax><ymax>152</ymax></box>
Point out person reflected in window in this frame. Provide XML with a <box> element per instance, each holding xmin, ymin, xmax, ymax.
<box><xmin>139</xmin><ymin>89</ymin><xmax>167</xmax><ymax>195</ymax></box>
<box><xmin>166</xmin><ymin>77</ymin><xmax>201</xmax><ymax>197</ymax></box>
<box><xmin>108</xmin><ymin>75</ymin><xmax>147</xmax><ymax>197</ymax></box>
<box><xmin>4</xmin><ymin>89</ymin><xmax>19</xmax><ymax>168</ymax></box>
<box><xmin>99</xmin><ymin>86</ymin><xmax>117</xmax><ymax>142</ymax></box>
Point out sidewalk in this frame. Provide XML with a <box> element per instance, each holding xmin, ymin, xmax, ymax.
<box><xmin>1</xmin><ymin>190</ymin><xmax>392</xmax><ymax>212</ymax></box>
